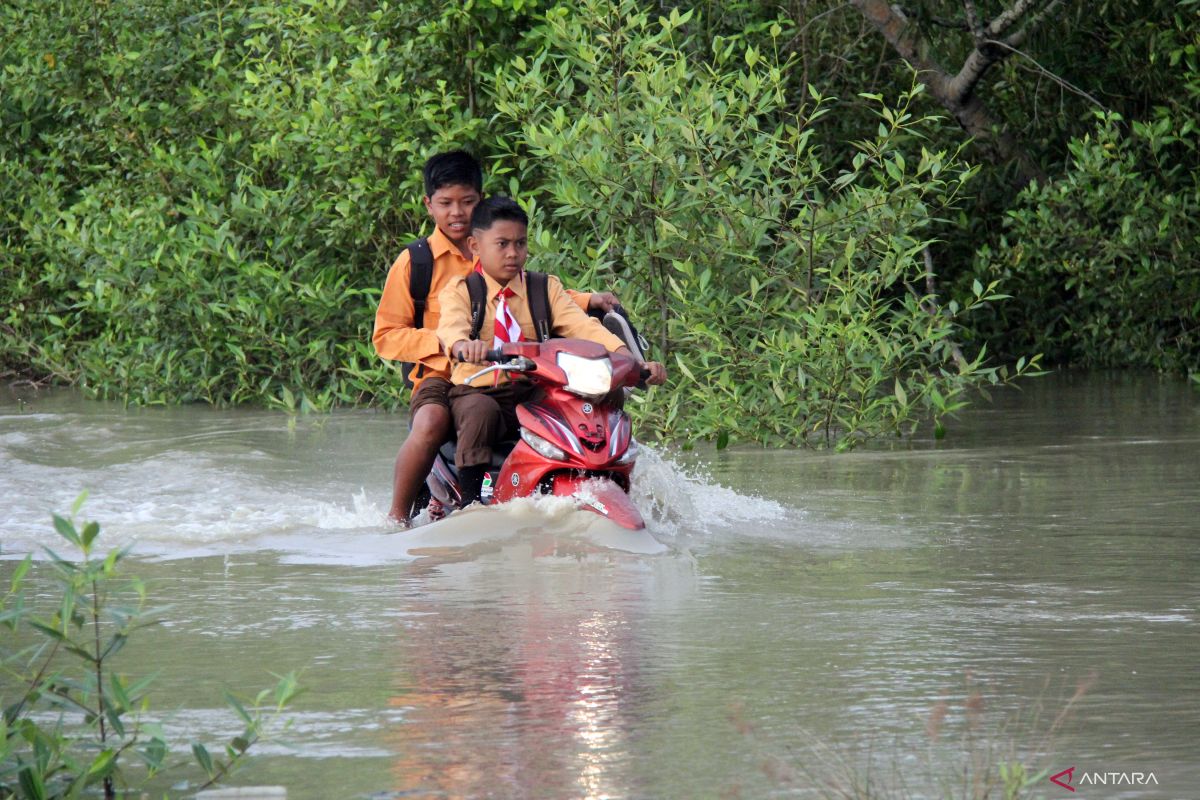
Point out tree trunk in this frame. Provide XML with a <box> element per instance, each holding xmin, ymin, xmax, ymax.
<box><xmin>849</xmin><ymin>0</ymin><xmax>1049</xmax><ymax>185</ymax></box>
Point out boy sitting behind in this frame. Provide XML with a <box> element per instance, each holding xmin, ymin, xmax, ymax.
<box><xmin>373</xmin><ymin>151</ymin><xmax>621</xmax><ymax>524</ymax></box>
<box><xmin>436</xmin><ymin>196</ymin><xmax>667</xmax><ymax>505</ymax></box>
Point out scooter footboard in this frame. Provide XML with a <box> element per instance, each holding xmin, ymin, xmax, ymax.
<box><xmin>548</xmin><ymin>473</ymin><xmax>645</xmax><ymax>530</ymax></box>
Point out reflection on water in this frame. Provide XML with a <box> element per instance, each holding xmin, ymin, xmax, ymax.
<box><xmin>1</xmin><ymin>373</ymin><xmax>1198</xmax><ymax>799</ymax></box>
<box><xmin>382</xmin><ymin>541</ymin><xmax>670</xmax><ymax>800</ymax></box>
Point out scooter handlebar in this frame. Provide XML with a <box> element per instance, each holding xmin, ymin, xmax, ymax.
<box><xmin>454</xmin><ymin>347</ymin><xmax>508</xmax><ymax>363</ymax></box>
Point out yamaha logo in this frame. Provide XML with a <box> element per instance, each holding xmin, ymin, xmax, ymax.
<box><xmin>582</xmin><ymin>403</ymin><xmax>593</xmax><ymax>414</ymax></box>
<box><xmin>511</xmin><ymin>473</ymin><xmax>519</xmax><ymax>486</ymax></box>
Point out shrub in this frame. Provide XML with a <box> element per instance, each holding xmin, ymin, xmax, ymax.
<box><xmin>491</xmin><ymin>0</ymin><xmax>1036</xmax><ymax>447</ymax></box>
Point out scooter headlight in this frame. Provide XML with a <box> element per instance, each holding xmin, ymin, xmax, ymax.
<box><xmin>615</xmin><ymin>437</ymin><xmax>639</xmax><ymax>464</ymax></box>
<box><xmin>557</xmin><ymin>352</ymin><xmax>612</xmax><ymax>399</ymax></box>
<box><xmin>521</xmin><ymin>428</ymin><xmax>568</xmax><ymax>461</ymax></box>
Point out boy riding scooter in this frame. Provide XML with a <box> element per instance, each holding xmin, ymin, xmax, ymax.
<box><xmin>372</xmin><ymin>152</ymin><xmax>622</xmax><ymax>524</ymax></box>
<box><xmin>437</xmin><ymin>196</ymin><xmax>667</xmax><ymax>507</ymax></box>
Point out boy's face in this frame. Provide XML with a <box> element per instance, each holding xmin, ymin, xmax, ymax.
<box><xmin>423</xmin><ymin>183</ymin><xmax>481</xmax><ymax>245</ymax></box>
<box><xmin>469</xmin><ymin>220</ymin><xmax>528</xmax><ymax>286</ymax></box>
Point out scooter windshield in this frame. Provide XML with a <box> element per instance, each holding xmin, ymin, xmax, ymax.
<box><xmin>556</xmin><ymin>352</ymin><xmax>613</xmax><ymax>398</ymax></box>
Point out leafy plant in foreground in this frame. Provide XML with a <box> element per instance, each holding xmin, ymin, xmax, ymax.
<box><xmin>0</xmin><ymin>494</ymin><xmax>299</xmax><ymax>799</ymax></box>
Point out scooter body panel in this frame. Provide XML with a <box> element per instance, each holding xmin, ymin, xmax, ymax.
<box><xmin>424</xmin><ymin>336</ymin><xmax>647</xmax><ymax>529</ymax></box>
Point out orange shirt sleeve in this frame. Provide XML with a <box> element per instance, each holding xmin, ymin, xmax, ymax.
<box><xmin>565</xmin><ymin>289</ymin><xmax>591</xmax><ymax>312</ymax></box>
<box><xmin>547</xmin><ymin>277</ymin><xmax>626</xmax><ymax>352</ymax></box>
<box><xmin>372</xmin><ymin>249</ymin><xmax>444</xmax><ymax>366</ymax></box>
<box><xmin>434</xmin><ymin>278</ymin><xmax>473</xmax><ymax>359</ymax></box>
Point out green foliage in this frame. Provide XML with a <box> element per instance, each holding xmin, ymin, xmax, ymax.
<box><xmin>492</xmin><ymin>0</ymin><xmax>1036</xmax><ymax>447</ymax></box>
<box><xmin>974</xmin><ymin>106</ymin><xmax>1199</xmax><ymax>370</ymax></box>
<box><xmin>5</xmin><ymin>0</ymin><xmax>1193</xmax><ymax>443</ymax></box>
<box><xmin>0</xmin><ymin>0</ymin><xmax>497</xmax><ymax>409</ymax></box>
<box><xmin>969</xmin><ymin>3</ymin><xmax>1199</xmax><ymax>371</ymax></box>
<box><xmin>0</xmin><ymin>494</ymin><xmax>298</xmax><ymax>799</ymax></box>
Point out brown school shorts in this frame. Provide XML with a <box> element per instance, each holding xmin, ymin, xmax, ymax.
<box><xmin>409</xmin><ymin>377</ymin><xmax>452</xmax><ymax>418</ymax></box>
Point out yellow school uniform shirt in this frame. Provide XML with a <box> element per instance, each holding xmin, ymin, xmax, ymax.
<box><xmin>372</xmin><ymin>227</ymin><xmax>592</xmax><ymax>389</ymax></box>
<box><xmin>437</xmin><ymin>267</ymin><xmax>627</xmax><ymax>387</ymax></box>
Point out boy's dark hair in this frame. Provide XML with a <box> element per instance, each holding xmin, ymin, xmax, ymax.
<box><xmin>471</xmin><ymin>195</ymin><xmax>528</xmax><ymax>232</ymax></box>
<box><xmin>422</xmin><ymin>150</ymin><xmax>483</xmax><ymax>197</ymax></box>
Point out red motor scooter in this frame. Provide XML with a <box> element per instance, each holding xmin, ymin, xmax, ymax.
<box><xmin>422</xmin><ymin>315</ymin><xmax>651</xmax><ymax>530</ymax></box>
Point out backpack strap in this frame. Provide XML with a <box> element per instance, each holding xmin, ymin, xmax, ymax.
<box><xmin>527</xmin><ymin>271</ymin><xmax>552</xmax><ymax>342</ymax></box>
<box><xmin>406</xmin><ymin>238</ymin><xmax>434</xmax><ymax>329</ymax></box>
<box><xmin>465</xmin><ymin>271</ymin><xmax>554</xmax><ymax>343</ymax></box>
<box><xmin>466</xmin><ymin>272</ymin><xmax>488</xmax><ymax>341</ymax></box>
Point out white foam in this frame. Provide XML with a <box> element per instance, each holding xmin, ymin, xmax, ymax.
<box><xmin>628</xmin><ymin>446</ymin><xmax>787</xmax><ymax>536</ymax></box>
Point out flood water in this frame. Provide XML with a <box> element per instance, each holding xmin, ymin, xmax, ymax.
<box><xmin>1</xmin><ymin>373</ymin><xmax>1197</xmax><ymax>799</ymax></box>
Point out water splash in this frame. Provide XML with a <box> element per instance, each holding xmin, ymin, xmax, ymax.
<box><xmin>1</xmin><ymin>408</ymin><xmax>785</xmax><ymax>563</ymax></box>
<box><xmin>629</xmin><ymin>446</ymin><xmax>787</xmax><ymax>537</ymax></box>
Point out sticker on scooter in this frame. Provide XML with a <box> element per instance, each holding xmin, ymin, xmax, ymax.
<box><xmin>481</xmin><ymin>473</ymin><xmax>494</xmax><ymax>500</ymax></box>
<box><xmin>579</xmin><ymin>496</ymin><xmax>609</xmax><ymax>516</ymax></box>
<box><xmin>510</xmin><ymin>473</ymin><xmax>519</xmax><ymax>487</ymax></box>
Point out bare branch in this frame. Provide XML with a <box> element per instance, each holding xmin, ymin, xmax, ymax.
<box><xmin>849</xmin><ymin>0</ymin><xmax>1046</xmax><ymax>183</ymax></box>
<box><xmin>984</xmin><ymin>38</ymin><xmax>1111</xmax><ymax>112</ymax></box>
<box><xmin>849</xmin><ymin>0</ymin><xmax>951</xmax><ymax>81</ymax></box>
<box><xmin>1004</xmin><ymin>0</ymin><xmax>1065</xmax><ymax>49</ymax></box>
<box><xmin>782</xmin><ymin>2</ymin><xmax>853</xmax><ymax>49</ymax></box>
<box><xmin>987</xmin><ymin>0</ymin><xmax>1039</xmax><ymax>38</ymax></box>
<box><xmin>963</xmin><ymin>0</ymin><xmax>983</xmax><ymax>39</ymax></box>
<box><xmin>947</xmin><ymin>46</ymin><xmax>1001</xmax><ymax>104</ymax></box>
<box><xmin>929</xmin><ymin>14</ymin><xmax>970</xmax><ymax>31</ymax></box>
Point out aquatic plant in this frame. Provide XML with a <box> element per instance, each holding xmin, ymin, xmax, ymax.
<box><xmin>0</xmin><ymin>494</ymin><xmax>299</xmax><ymax>800</ymax></box>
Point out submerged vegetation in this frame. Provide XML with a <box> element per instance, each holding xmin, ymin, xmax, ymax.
<box><xmin>0</xmin><ymin>495</ymin><xmax>298</xmax><ymax>799</ymax></box>
<box><xmin>1</xmin><ymin>0</ymin><xmax>1195</xmax><ymax>446</ymax></box>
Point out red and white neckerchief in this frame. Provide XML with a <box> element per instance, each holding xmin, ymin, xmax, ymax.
<box><xmin>492</xmin><ymin>287</ymin><xmax>523</xmax><ymax>349</ymax></box>
<box><xmin>475</xmin><ymin>263</ymin><xmax>525</xmax><ymax>349</ymax></box>
<box><xmin>476</xmin><ymin>265</ymin><xmax>524</xmax><ymax>384</ymax></box>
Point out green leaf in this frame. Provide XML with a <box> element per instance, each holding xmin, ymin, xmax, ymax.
<box><xmin>71</xmin><ymin>491</ymin><xmax>89</xmax><ymax>515</ymax></box>
<box><xmin>141</xmin><ymin>736</ymin><xmax>168</xmax><ymax>772</ymax></box>
<box><xmin>28</xmin><ymin>620</ymin><xmax>67</xmax><ymax>641</ymax></box>
<box><xmin>193</xmin><ymin>742</ymin><xmax>214</xmax><ymax>775</ymax></box>
<box><xmin>81</xmin><ymin>521</ymin><xmax>100</xmax><ymax>549</ymax></box>
<box><xmin>18</xmin><ymin>766</ymin><xmax>47</xmax><ymax>800</ymax></box>
<box><xmin>109</xmin><ymin>671</ymin><xmax>132</xmax><ymax>711</ymax></box>
<box><xmin>716</xmin><ymin>430</ymin><xmax>730</xmax><ymax>450</ymax></box>
<box><xmin>52</xmin><ymin>514</ymin><xmax>80</xmax><ymax>546</ymax></box>
<box><xmin>10</xmin><ymin>554</ymin><xmax>32</xmax><ymax>591</ymax></box>
<box><xmin>225</xmin><ymin>691</ymin><xmax>253</xmax><ymax>725</ymax></box>
<box><xmin>87</xmin><ymin>749</ymin><xmax>115</xmax><ymax>776</ymax></box>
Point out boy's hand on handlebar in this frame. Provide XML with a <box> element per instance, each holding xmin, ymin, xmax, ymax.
<box><xmin>587</xmin><ymin>292</ymin><xmax>621</xmax><ymax>313</ymax></box>
<box><xmin>452</xmin><ymin>340</ymin><xmax>493</xmax><ymax>364</ymax></box>
<box><xmin>641</xmin><ymin>361</ymin><xmax>667</xmax><ymax>385</ymax></box>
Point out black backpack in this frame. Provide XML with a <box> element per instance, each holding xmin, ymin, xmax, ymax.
<box><xmin>397</xmin><ymin>238</ymin><xmax>435</xmax><ymax>388</ymax></box>
<box><xmin>398</xmin><ymin>240</ymin><xmax>553</xmax><ymax>383</ymax></box>
<box><xmin>403</xmin><ymin>237</ymin><xmax>553</xmax><ymax>341</ymax></box>
<box><xmin>465</xmin><ymin>270</ymin><xmax>554</xmax><ymax>344</ymax></box>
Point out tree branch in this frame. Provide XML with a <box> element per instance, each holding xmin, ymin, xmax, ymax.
<box><xmin>963</xmin><ymin>0</ymin><xmax>984</xmax><ymax>41</ymax></box>
<box><xmin>985</xmin><ymin>38</ymin><xmax>1110</xmax><ymax>112</ymax></box>
<box><xmin>1003</xmin><ymin>0</ymin><xmax>1065</xmax><ymax>50</ymax></box>
<box><xmin>987</xmin><ymin>0</ymin><xmax>1039</xmax><ymax>37</ymax></box>
<box><xmin>848</xmin><ymin>0</ymin><xmax>1046</xmax><ymax>184</ymax></box>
